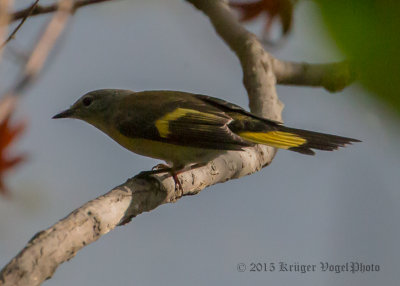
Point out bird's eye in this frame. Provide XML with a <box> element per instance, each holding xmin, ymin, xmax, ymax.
<box><xmin>82</xmin><ymin>97</ymin><xmax>93</xmax><ymax>107</ymax></box>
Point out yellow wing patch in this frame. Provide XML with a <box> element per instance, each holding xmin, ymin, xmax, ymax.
<box><xmin>238</xmin><ymin>131</ymin><xmax>307</xmax><ymax>149</ymax></box>
<box><xmin>155</xmin><ymin>108</ymin><xmax>221</xmax><ymax>138</ymax></box>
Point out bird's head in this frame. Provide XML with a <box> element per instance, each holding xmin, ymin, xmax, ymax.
<box><xmin>53</xmin><ymin>89</ymin><xmax>130</xmax><ymax>128</ymax></box>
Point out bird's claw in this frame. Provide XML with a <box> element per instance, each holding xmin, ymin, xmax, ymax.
<box><xmin>152</xmin><ymin>163</ymin><xmax>170</xmax><ymax>171</ymax></box>
<box><xmin>137</xmin><ymin>167</ymin><xmax>183</xmax><ymax>194</ymax></box>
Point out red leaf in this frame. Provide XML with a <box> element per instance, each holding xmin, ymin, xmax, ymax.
<box><xmin>0</xmin><ymin>113</ymin><xmax>27</xmax><ymax>196</ymax></box>
<box><xmin>230</xmin><ymin>0</ymin><xmax>295</xmax><ymax>41</ymax></box>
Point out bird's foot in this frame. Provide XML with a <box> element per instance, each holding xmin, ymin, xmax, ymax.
<box><xmin>138</xmin><ymin>164</ymin><xmax>172</xmax><ymax>177</ymax></box>
<box><xmin>138</xmin><ymin>164</ymin><xmax>183</xmax><ymax>194</ymax></box>
<box><xmin>152</xmin><ymin>163</ymin><xmax>171</xmax><ymax>171</ymax></box>
<box><xmin>152</xmin><ymin>164</ymin><xmax>184</xmax><ymax>193</ymax></box>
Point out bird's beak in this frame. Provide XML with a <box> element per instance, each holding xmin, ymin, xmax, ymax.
<box><xmin>52</xmin><ymin>108</ymin><xmax>74</xmax><ymax>119</ymax></box>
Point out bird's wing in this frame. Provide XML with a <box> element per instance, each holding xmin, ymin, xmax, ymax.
<box><xmin>115</xmin><ymin>93</ymin><xmax>253</xmax><ymax>151</ymax></box>
<box><xmin>193</xmin><ymin>93</ymin><xmax>283</xmax><ymax>125</ymax></box>
<box><xmin>192</xmin><ymin>94</ymin><xmax>360</xmax><ymax>155</ymax></box>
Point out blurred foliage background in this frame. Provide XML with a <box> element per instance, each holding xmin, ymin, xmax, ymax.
<box><xmin>316</xmin><ymin>0</ymin><xmax>400</xmax><ymax>115</ymax></box>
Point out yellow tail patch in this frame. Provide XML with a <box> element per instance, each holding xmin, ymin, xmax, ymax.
<box><xmin>238</xmin><ymin>131</ymin><xmax>307</xmax><ymax>149</ymax></box>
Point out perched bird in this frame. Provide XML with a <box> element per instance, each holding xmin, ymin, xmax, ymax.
<box><xmin>53</xmin><ymin>89</ymin><xmax>360</xmax><ymax>189</ymax></box>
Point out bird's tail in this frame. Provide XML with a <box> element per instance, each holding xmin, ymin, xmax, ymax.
<box><xmin>238</xmin><ymin>126</ymin><xmax>360</xmax><ymax>155</ymax></box>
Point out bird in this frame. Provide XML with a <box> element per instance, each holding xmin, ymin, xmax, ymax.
<box><xmin>53</xmin><ymin>89</ymin><xmax>360</xmax><ymax>189</ymax></box>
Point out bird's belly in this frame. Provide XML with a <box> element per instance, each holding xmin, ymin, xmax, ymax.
<box><xmin>110</xmin><ymin>132</ymin><xmax>224</xmax><ymax>167</ymax></box>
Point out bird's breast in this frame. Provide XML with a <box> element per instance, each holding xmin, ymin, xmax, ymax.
<box><xmin>106</xmin><ymin>128</ymin><xmax>224</xmax><ymax>167</ymax></box>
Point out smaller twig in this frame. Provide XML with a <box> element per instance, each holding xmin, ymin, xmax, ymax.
<box><xmin>0</xmin><ymin>0</ymin><xmax>13</xmax><ymax>60</ymax></box>
<box><xmin>272</xmin><ymin>59</ymin><xmax>356</xmax><ymax>92</ymax></box>
<box><xmin>22</xmin><ymin>0</ymin><xmax>74</xmax><ymax>86</ymax></box>
<box><xmin>0</xmin><ymin>0</ymin><xmax>40</xmax><ymax>49</ymax></box>
<box><xmin>0</xmin><ymin>0</ymin><xmax>74</xmax><ymax>123</ymax></box>
<box><xmin>10</xmin><ymin>0</ymin><xmax>113</xmax><ymax>22</ymax></box>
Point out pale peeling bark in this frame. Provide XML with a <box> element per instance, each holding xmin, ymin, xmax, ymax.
<box><xmin>0</xmin><ymin>0</ymin><xmax>354</xmax><ymax>285</ymax></box>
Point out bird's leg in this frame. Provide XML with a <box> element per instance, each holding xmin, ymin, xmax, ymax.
<box><xmin>170</xmin><ymin>163</ymin><xmax>208</xmax><ymax>192</ymax></box>
<box><xmin>138</xmin><ymin>164</ymin><xmax>183</xmax><ymax>192</ymax></box>
<box><xmin>171</xmin><ymin>171</ymin><xmax>183</xmax><ymax>193</ymax></box>
<box><xmin>139</xmin><ymin>162</ymin><xmax>208</xmax><ymax>193</ymax></box>
<box><xmin>151</xmin><ymin>164</ymin><xmax>183</xmax><ymax>191</ymax></box>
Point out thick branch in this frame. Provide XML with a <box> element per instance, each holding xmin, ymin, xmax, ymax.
<box><xmin>0</xmin><ymin>147</ymin><xmax>273</xmax><ymax>285</ymax></box>
<box><xmin>0</xmin><ymin>0</ymin><xmax>283</xmax><ymax>285</ymax></box>
<box><xmin>272</xmin><ymin>59</ymin><xmax>355</xmax><ymax>92</ymax></box>
<box><xmin>187</xmin><ymin>0</ymin><xmax>284</xmax><ymax>119</ymax></box>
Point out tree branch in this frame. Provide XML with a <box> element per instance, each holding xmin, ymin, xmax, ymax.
<box><xmin>0</xmin><ymin>0</ymin><xmax>284</xmax><ymax>285</ymax></box>
<box><xmin>10</xmin><ymin>0</ymin><xmax>114</xmax><ymax>22</ymax></box>
<box><xmin>272</xmin><ymin>58</ymin><xmax>355</xmax><ymax>92</ymax></box>
<box><xmin>0</xmin><ymin>0</ymin><xmax>74</xmax><ymax>123</ymax></box>
<box><xmin>0</xmin><ymin>147</ymin><xmax>275</xmax><ymax>285</ymax></box>
<box><xmin>0</xmin><ymin>0</ymin><xmax>39</xmax><ymax>49</ymax></box>
<box><xmin>0</xmin><ymin>0</ymin><xmax>113</xmax><ymax>51</ymax></box>
<box><xmin>187</xmin><ymin>0</ymin><xmax>284</xmax><ymax>120</ymax></box>
<box><xmin>0</xmin><ymin>0</ymin><xmax>13</xmax><ymax>60</ymax></box>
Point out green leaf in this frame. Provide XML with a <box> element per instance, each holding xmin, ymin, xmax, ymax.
<box><xmin>316</xmin><ymin>0</ymin><xmax>400</xmax><ymax>115</ymax></box>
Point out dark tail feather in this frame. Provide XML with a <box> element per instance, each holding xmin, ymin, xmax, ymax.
<box><xmin>280</xmin><ymin>126</ymin><xmax>361</xmax><ymax>155</ymax></box>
